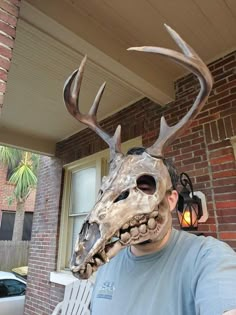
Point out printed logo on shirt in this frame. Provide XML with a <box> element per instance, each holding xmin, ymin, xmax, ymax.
<box><xmin>96</xmin><ymin>281</ymin><xmax>115</xmax><ymax>300</ymax></box>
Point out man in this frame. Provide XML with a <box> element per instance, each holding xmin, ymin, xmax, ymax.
<box><xmin>63</xmin><ymin>25</ymin><xmax>236</xmax><ymax>315</ymax></box>
<box><xmin>90</xmin><ymin>157</ymin><xmax>236</xmax><ymax>315</ymax></box>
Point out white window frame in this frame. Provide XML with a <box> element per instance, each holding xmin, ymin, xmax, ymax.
<box><xmin>56</xmin><ymin>136</ymin><xmax>142</xmax><ymax>275</ymax></box>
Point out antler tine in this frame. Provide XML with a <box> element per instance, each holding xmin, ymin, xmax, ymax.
<box><xmin>63</xmin><ymin>56</ymin><xmax>122</xmax><ymax>161</ymax></box>
<box><xmin>128</xmin><ymin>24</ymin><xmax>213</xmax><ymax>157</ymax></box>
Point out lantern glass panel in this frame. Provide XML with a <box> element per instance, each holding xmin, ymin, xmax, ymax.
<box><xmin>178</xmin><ymin>202</ymin><xmax>199</xmax><ymax>230</ymax></box>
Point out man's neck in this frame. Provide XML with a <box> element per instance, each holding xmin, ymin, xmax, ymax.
<box><xmin>130</xmin><ymin>228</ymin><xmax>172</xmax><ymax>256</ymax></box>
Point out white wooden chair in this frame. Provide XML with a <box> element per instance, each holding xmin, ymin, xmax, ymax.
<box><xmin>52</xmin><ymin>279</ymin><xmax>93</xmax><ymax>315</ymax></box>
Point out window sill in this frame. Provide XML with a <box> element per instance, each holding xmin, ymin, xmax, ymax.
<box><xmin>50</xmin><ymin>271</ymin><xmax>77</xmax><ymax>286</ymax></box>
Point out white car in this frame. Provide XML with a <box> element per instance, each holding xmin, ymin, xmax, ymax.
<box><xmin>0</xmin><ymin>271</ymin><xmax>26</xmax><ymax>315</ymax></box>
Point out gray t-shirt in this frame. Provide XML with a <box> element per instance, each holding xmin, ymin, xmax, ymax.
<box><xmin>91</xmin><ymin>229</ymin><xmax>236</xmax><ymax>315</ymax></box>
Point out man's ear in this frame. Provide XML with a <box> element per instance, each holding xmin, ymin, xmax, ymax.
<box><xmin>167</xmin><ymin>190</ymin><xmax>178</xmax><ymax>212</ymax></box>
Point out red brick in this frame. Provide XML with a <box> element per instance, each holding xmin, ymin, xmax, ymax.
<box><xmin>224</xmin><ymin>60</ymin><xmax>236</xmax><ymax>71</ymax></box>
<box><xmin>210</xmin><ymin>154</ymin><xmax>235</xmax><ymax>165</ymax></box>
<box><xmin>209</xmin><ymin>147</ymin><xmax>233</xmax><ymax>158</ymax></box>
<box><xmin>215</xmin><ymin>192</ymin><xmax>236</xmax><ymax>201</ymax></box>
<box><xmin>213</xmin><ymin>170</ymin><xmax>236</xmax><ymax>179</ymax></box>
<box><xmin>216</xmin><ymin>80</ymin><xmax>236</xmax><ymax>93</ymax></box>
<box><xmin>0</xmin><ymin>32</ymin><xmax>14</xmax><ymax>48</ymax></box>
<box><xmin>211</xmin><ymin>162</ymin><xmax>235</xmax><ymax>173</ymax></box>
<box><xmin>217</xmin><ymin>209</ymin><xmax>236</xmax><ymax>217</ymax></box>
<box><xmin>0</xmin><ymin>55</ymin><xmax>10</xmax><ymax>70</ymax></box>
<box><xmin>220</xmin><ymin>232</ymin><xmax>236</xmax><ymax>240</ymax></box>
<box><xmin>218</xmin><ymin>224</ymin><xmax>236</xmax><ymax>231</ymax></box>
<box><xmin>208</xmin><ymin>90</ymin><xmax>229</xmax><ymax>103</ymax></box>
<box><xmin>0</xmin><ymin>44</ymin><xmax>11</xmax><ymax>58</ymax></box>
<box><xmin>218</xmin><ymin>216</ymin><xmax>236</xmax><ymax>224</ymax></box>
<box><xmin>216</xmin><ymin>201</ymin><xmax>236</xmax><ymax>209</ymax></box>
<box><xmin>213</xmin><ymin>55</ymin><xmax>235</xmax><ymax>70</ymax></box>
<box><xmin>0</xmin><ymin>0</ymin><xmax>19</xmax><ymax>17</ymax></box>
<box><xmin>0</xmin><ymin>19</ymin><xmax>15</xmax><ymax>37</ymax></box>
<box><xmin>218</xmin><ymin>94</ymin><xmax>235</xmax><ymax>105</ymax></box>
<box><xmin>0</xmin><ymin>8</ymin><xmax>17</xmax><ymax>26</ymax></box>
<box><xmin>208</xmin><ymin>139</ymin><xmax>231</xmax><ymax>150</ymax></box>
<box><xmin>9</xmin><ymin>0</ymin><xmax>21</xmax><ymax>7</ymax></box>
<box><xmin>0</xmin><ymin>68</ymin><xmax>7</xmax><ymax>81</ymax></box>
<box><xmin>220</xmin><ymin>107</ymin><xmax>236</xmax><ymax>118</ymax></box>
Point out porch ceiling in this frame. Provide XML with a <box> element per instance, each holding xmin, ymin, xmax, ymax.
<box><xmin>0</xmin><ymin>0</ymin><xmax>235</xmax><ymax>155</ymax></box>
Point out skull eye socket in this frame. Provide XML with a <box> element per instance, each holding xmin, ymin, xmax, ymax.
<box><xmin>137</xmin><ymin>175</ymin><xmax>156</xmax><ymax>195</ymax></box>
<box><xmin>114</xmin><ymin>190</ymin><xmax>130</xmax><ymax>203</ymax></box>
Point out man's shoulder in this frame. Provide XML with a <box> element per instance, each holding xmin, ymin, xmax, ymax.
<box><xmin>175</xmin><ymin>229</ymin><xmax>236</xmax><ymax>264</ymax></box>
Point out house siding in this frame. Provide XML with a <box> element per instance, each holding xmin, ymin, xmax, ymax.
<box><xmin>25</xmin><ymin>51</ymin><xmax>235</xmax><ymax>314</ymax></box>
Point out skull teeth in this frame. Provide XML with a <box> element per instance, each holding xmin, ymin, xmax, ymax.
<box><xmin>121</xmin><ymin>232</ymin><xmax>130</xmax><ymax>243</ymax></box>
<box><xmin>130</xmin><ymin>227</ymin><xmax>139</xmax><ymax>238</ymax></box>
<box><xmin>147</xmin><ymin>218</ymin><xmax>157</xmax><ymax>229</ymax></box>
<box><xmin>122</xmin><ymin>223</ymin><xmax>129</xmax><ymax>229</ymax></box>
<box><xmin>149</xmin><ymin>210</ymin><xmax>159</xmax><ymax>218</ymax></box>
<box><xmin>95</xmin><ymin>257</ymin><xmax>103</xmax><ymax>266</ymax></box>
<box><xmin>139</xmin><ymin>224</ymin><xmax>147</xmax><ymax>234</ymax></box>
<box><xmin>119</xmin><ymin>211</ymin><xmax>160</xmax><ymax>244</ymax></box>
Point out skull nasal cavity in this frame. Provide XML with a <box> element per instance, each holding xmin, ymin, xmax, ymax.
<box><xmin>114</xmin><ymin>190</ymin><xmax>130</xmax><ymax>203</ymax></box>
<box><xmin>137</xmin><ymin>175</ymin><xmax>156</xmax><ymax>195</ymax></box>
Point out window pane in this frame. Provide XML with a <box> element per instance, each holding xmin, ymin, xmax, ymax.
<box><xmin>71</xmin><ymin>167</ymin><xmax>96</xmax><ymax>215</ymax></box>
<box><xmin>0</xmin><ymin>281</ymin><xmax>8</xmax><ymax>298</ymax></box>
<box><xmin>70</xmin><ymin>214</ymin><xmax>87</xmax><ymax>257</ymax></box>
<box><xmin>3</xmin><ymin>279</ymin><xmax>26</xmax><ymax>296</ymax></box>
<box><xmin>0</xmin><ymin>211</ymin><xmax>15</xmax><ymax>240</ymax></box>
<box><xmin>22</xmin><ymin>212</ymin><xmax>33</xmax><ymax>241</ymax></box>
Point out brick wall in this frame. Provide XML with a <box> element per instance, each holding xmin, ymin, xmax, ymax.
<box><xmin>0</xmin><ymin>0</ymin><xmax>21</xmax><ymax>113</ymax></box>
<box><xmin>57</xmin><ymin>51</ymin><xmax>236</xmax><ymax>249</ymax></box>
<box><xmin>0</xmin><ymin>162</ymin><xmax>36</xmax><ymax>213</ymax></box>
<box><xmin>24</xmin><ymin>156</ymin><xmax>63</xmax><ymax>315</ymax></box>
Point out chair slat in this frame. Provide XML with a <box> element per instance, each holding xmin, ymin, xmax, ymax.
<box><xmin>73</xmin><ymin>280</ymin><xmax>93</xmax><ymax>315</ymax></box>
<box><xmin>52</xmin><ymin>279</ymin><xmax>93</xmax><ymax>315</ymax></box>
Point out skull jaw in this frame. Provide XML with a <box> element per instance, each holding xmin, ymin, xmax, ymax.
<box><xmin>70</xmin><ymin>202</ymin><xmax>172</xmax><ymax>279</ymax></box>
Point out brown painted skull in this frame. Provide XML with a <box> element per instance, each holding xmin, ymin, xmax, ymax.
<box><xmin>71</xmin><ymin>150</ymin><xmax>173</xmax><ymax>278</ymax></box>
<box><xmin>64</xmin><ymin>25</ymin><xmax>213</xmax><ymax>279</ymax></box>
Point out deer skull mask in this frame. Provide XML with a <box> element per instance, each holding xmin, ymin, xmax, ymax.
<box><xmin>64</xmin><ymin>25</ymin><xmax>213</xmax><ymax>279</ymax></box>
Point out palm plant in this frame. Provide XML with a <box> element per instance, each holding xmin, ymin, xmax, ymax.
<box><xmin>0</xmin><ymin>146</ymin><xmax>39</xmax><ymax>241</ymax></box>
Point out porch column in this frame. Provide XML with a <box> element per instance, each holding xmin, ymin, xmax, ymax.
<box><xmin>24</xmin><ymin>156</ymin><xmax>63</xmax><ymax>315</ymax></box>
<box><xmin>0</xmin><ymin>0</ymin><xmax>21</xmax><ymax>113</ymax></box>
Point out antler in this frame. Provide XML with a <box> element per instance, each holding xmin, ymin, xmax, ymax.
<box><xmin>63</xmin><ymin>55</ymin><xmax>122</xmax><ymax>161</ymax></box>
<box><xmin>128</xmin><ymin>24</ymin><xmax>213</xmax><ymax>157</ymax></box>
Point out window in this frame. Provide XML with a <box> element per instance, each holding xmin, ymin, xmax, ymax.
<box><xmin>58</xmin><ymin>137</ymin><xmax>142</xmax><ymax>271</ymax></box>
<box><xmin>0</xmin><ymin>279</ymin><xmax>26</xmax><ymax>297</ymax></box>
<box><xmin>0</xmin><ymin>282</ymin><xmax>8</xmax><ymax>298</ymax></box>
<box><xmin>22</xmin><ymin>212</ymin><xmax>33</xmax><ymax>241</ymax></box>
<box><xmin>0</xmin><ymin>211</ymin><xmax>33</xmax><ymax>240</ymax></box>
<box><xmin>0</xmin><ymin>211</ymin><xmax>15</xmax><ymax>240</ymax></box>
<box><xmin>70</xmin><ymin>165</ymin><xmax>98</xmax><ymax>255</ymax></box>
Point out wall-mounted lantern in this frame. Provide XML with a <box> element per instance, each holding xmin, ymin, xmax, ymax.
<box><xmin>177</xmin><ymin>172</ymin><xmax>203</xmax><ymax>231</ymax></box>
